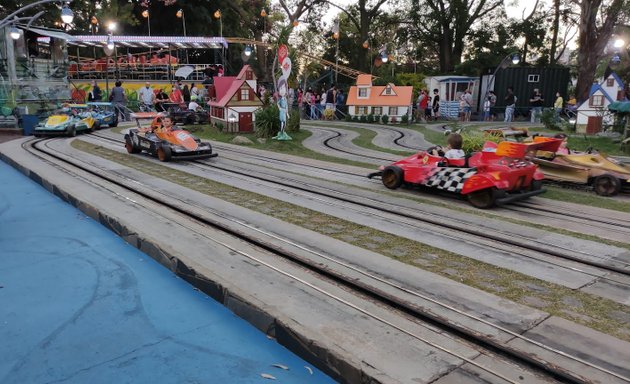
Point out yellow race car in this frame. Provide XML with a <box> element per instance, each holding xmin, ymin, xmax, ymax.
<box><xmin>532</xmin><ymin>137</ymin><xmax>630</xmax><ymax>196</ymax></box>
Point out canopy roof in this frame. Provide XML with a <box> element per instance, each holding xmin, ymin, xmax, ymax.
<box><xmin>608</xmin><ymin>101</ymin><xmax>630</xmax><ymax>114</ymax></box>
<box><xmin>24</xmin><ymin>26</ymin><xmax>228</xmax><ymax>49</ymax></box>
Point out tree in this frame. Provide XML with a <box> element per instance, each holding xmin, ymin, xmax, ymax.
<box><xmin>575</xmin><ymin>0</ymin><xmax>630</xmax><ymax>102</ymax></box>
<box><xmin>408</xmin><ymin>0</ymin><xmax>503</xmax><ymax>73</ymax></box>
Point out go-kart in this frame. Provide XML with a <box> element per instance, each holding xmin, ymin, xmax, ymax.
<box><xmin>532</xmin><ymin>137</ymin><xmax>630</xmax><ymax>196</ymax></box>
<box><xmin>166</xmin><ymin>103</ymin><xmax>209</xmax><ymax>125</ymax></box>
<box><xmin>124</xmin><ymin>112</ymin><xmax>217</xmax><ymax>162</ymax></box>
<box><xmin>87</xmin><ymin>102</ymin><xmax>118</xmax><ymax>128</ymax></box>
<box><xmin>368</xmin><ymin>140</ymin><xmax>562</xmax><ymax>208</ymax></box>
<box><xmin>34</xmin><ymin>104</ymin><xmax>96</xmax><ymax>137</ymax></box>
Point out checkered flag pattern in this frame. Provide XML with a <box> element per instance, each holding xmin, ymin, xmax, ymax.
<box><xmin>424</xmin><ymin>168</ymin><xmax>477</xmax><ymax>193</ymax></box>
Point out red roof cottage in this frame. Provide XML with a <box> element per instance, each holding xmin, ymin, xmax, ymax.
<box><xmin>346</xmin><ymin>74</ymin><xmax>413</xmax><ymax>122</ymax></box>
<box><xmin>207</xmin><ymin>65</ymin><xmax>263</xmax><ymax>132</ymax></box>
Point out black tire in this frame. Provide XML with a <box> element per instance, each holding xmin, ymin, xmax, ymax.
<box><xmin>530</xmin><ymin>179</ymin><xmax>543</xmax><ymax>191</ymax></box>
<box><xmin>382</xmin><ymin>166</ymin><xmax>404</xmax><ymax>189</ymax></box>
<box><xmin>110</xmin><ymin>117</ymin><xmax>118</xmax><ymax>128</ymax></box>
<box><xmin>124</xmin><ymin>136</ymin><xmax>141</xmax><ymax>154</ymax></box>
<box><xmin>157</xmin><ymin>145</ymin><xmax>172</xmax><ymax>162</ymax></box>
<box><xmin>592</xmin><ymin>174</ymin><xmax>621</xmax><ymax>196</ymax></box>
<box><xmin>467</xmin><ymin>188</ymin><xmax>496</xmax><ymax>209</ymax></box>
<box><xmin>67</xmin><ymin>125</ymin><xmax>76</xmax><ymax>137</ymax></box>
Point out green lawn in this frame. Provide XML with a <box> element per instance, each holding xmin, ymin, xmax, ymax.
<box><xmin>192</xmin><ymin>124</ymin><xmax>375</xmax><ymax>169</ymax></box>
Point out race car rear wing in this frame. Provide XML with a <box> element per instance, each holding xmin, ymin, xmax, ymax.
<box><xmin>495</xmin><ymin>139</ymin><xmax>563</xmax><ymax>159</ymax></box>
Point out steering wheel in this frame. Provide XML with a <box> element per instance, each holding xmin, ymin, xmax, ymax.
<box><xmin>427</xmin><ymin>145</ymin><xmax>445</xmax><ymax>157</ymax></box>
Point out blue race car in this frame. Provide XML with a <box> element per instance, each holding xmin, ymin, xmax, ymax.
<box><xmin>87</xmin><ymin>102</ymin><xmax>119</xmax><ymax>128</ymax></box>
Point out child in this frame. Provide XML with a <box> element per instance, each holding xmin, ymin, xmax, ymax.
<box><xmin>432</xmin><ymin>133</ymin><xmax>465</xmax><ymax>159</ymax></box>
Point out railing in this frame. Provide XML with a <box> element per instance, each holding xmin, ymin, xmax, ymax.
<box><xmin>68</xmin><ymin>62</ymin><xmax>218</xmax><ymax>82</ymax></box>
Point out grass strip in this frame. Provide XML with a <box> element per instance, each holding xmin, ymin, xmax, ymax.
<box><xmin>73</xmin><ymin>139</ymin><xmax>630</xmax><ymax>341</ymax></box>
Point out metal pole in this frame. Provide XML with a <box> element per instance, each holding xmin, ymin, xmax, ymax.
<box><xmin>0</xmin><ymin>0</ymin><xmax>73</xmax><ymax>28</ymax></box>
<box><xmin>335</xmin><ymin>35</ymin><xmax>339</xmax><ymax>83</ymax></box>
<box><xmin>182</xmin><ymin>12</ymin><xmax>188</xmax><ymax>64</ymax></box>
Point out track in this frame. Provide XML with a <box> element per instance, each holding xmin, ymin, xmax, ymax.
<box><xmin>85</xmin><ymin>132</ymin><xmax>630</xmax><ymax>310</ymax></box>
<box><xmin>24</xmin><ymin>136</ymin><xmax>630</xmax><ymax>384</ymax></box>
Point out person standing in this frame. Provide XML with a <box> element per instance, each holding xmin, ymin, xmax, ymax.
<box><xmin>190</xmin><ymin>83</ymin><xmax>199</xmax><ymax>101</ymax></box>
<box><xmin>529</xmin><ymin>88</ymin><xmax>544</xmax><ymax>123</ymax></box>
<box><xmin>417</xmin><ymin>90</ymin><xmax>427</xmax><ymax>122</ymax></box>
<box><xmin>109</xmin><ymin>80</ymin><xmax>127</xmax><ymax>121</ymax></box>
<box><xmin>155</xmin><ymin>88</ymin><xmax>169</xmax><ymax>112</ymax></box>
<box><xmin>488</xmin><ymin>90</ymin><xmax>497</xmax><ymax>121</ymax></box>
<box><xmin>432</xmin><ymin>89</ymin><xmax>440</xmax><ymax>120</ymax></box>
<box><xmin>335</xmin><ymin>89</ymin><xmax>344</xmax><ymax>119</ymax></box>
<box><xmin>182</xmin><ymin>84</ymin><xmax>191</xmax><ymax>103</ymax></box>
<box><xmin>554</xmin><ymin>91</ymin><xmax>564</xmax><ymax>121</ymax></box>
<box><xmin>463</xmin><ymin>88</ymin><xmax>473</xmax><ymax>122</ymax></box>
<box><xmin>483</xmin><ymin>96</ymin><xmax>492</xmax><ymax>121</ymax></box>
<box><xmin>169</xmin><ymin>85</ymin><xmax>183</xmax><ymax>104</ymax></box>
<box><xmin>88</xmin><ymin>80</ymin><xmax>102</xmax><ymax>102</ymax></box>
<box><xmin>504</xmin><ymin>86</ymin><xmax>516</xmax><ymax>123</ymax></box>
<box><xmin>138</xmin><ymin>81</ymin><xmax>156</xmax><ymax>112</ymax></box>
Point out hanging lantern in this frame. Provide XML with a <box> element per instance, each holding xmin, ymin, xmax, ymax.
<box><xmin>362</xmin><ymin>40</ymin><xmax>369</xmax><ymax>49</ymax></box>
<box><xmin>260</xmin><ymin>9</ymin><xmax>267</xmax><ymax>17</ymax></box>
<box><xmin>292</xmin><ymin>20</ymin><xmax>299</xmax><ymax>27</ymax></box>
<box><xmin>333</xmin><ymin>32</ymin><xmax>339</xmax><ymax>39</ymax></box>
<box><xmin>214</xmin><ymin>10</ymin><xmax>221</xmax><ymax>19</ymax></box>
<box><xmin>176</xmin><ymin>9</ymin><xmax>183</xmax><ymax>18</ymax></box>
<box><xmin>142</xmin><ymin>10</ymin><xmax>149</xmax><ymax>18</ymax></box>
<box><xmin>91</xmin><ymin>16</ymin><xmax>98</xmax><ymax>25</ymax></box>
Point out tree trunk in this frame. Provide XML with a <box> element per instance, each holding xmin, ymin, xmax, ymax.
<box><xmin>549</xmin><ymin>0</ymin><xmax>561</xmax><ymax>65</ymax></box>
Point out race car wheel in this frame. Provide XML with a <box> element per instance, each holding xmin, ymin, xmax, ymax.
<box><xmin>110</xmin><ymin>118</ymin><xmax>118</xmax><ymax>128</ymax></box>
<box><xmin>157</xmin><ymin>146</ymin><xmax>172</xmax><ymax>162</ymax></box>
<box><xmin>467</xmin><ymin>188</ymin><xmax>496</xmax><ymax>209</ymax></box>
<box><xmin>67</xmin><ymin>125</ymin><xmax>76</xmax><ymax>137</ymax></box>
<box><xmin>593</xmin><ymin>174</ymin><xmax>621</xmax><ymax>196</ymax></box>
<box><xmin>382</xmin><ymin>166</ymin><xmax>404</xmax><ymax>189</ymax></box>
<box><xmin>125</xmin><ymin>136</ymin><xmax>141</xmax><ymax>154</ymax></box>
<box><xmin>530</xmin><ymin>180</ymin><xmax>543</xmax><ymax>191</ymax></box>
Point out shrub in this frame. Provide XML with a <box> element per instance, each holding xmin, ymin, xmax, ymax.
<box><xmin>541</xmin><ymin>108</ymin><xmax>562</xmax><ymax>131</ymax></box>
<box><xmin>401</xmin><ymin>114</ymin><xmax>409</xmax><ymax>124</ymax></box>
<box><xmin>345</xmin><ymin>113</ymin><xmax>353</xmax><ymax>122</ymax></box>
<box><xmin>255</xmin><ymin>104</ymin><xmax>280</xmax><ymax>138</ymax></box>
<box><xmin>216</xmin><ymin>122</ymin><xmax>225</xmax><ymax>131</ymax></box>
<box><xmin>360</xmin><ymin>115</ymin><xmax>368</xmax><ymax>123</ymax></box>
<box><xmin>461</xmin><ymin>130</ymin><xmax>503</xmax><ymax>154</ymax></box>
<box><xmin>287</xmin><ymin>107</ymin><xmax>300</xmax><ymax>132</ymax></box>
<box><xmin>352</xmin><ymin>115</ymin><xmax>359</xmax><ymax>122</ymax></box>
<box><xmin>381</xmin><ymin>114</ymin><xmax>389</xmax><ymax>124</ymax></box>
<box><xmin>367</xmin><ymin>113</ymin><xmax>375</xmax><ymax>123</ymax></box>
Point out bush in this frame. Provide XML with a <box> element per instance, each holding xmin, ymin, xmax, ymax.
<box><xmin>352</xmin><ymin>115</ymin><xmax>359</xmax><ymax>122</ymax></box>
<box><xmin>373</xmin><ymin>115</ymin><xmax>381</xmax><ymax>124</ymax></box>
<box><xmin>401</xmin><ymin>114</ymin><xmax>409</xmax><ymax>124</ymax></box>
<box><xmin>287</xmin><ymin>107</ymin><xmax>300</xmax><ymax>132</ymax></box>
<box><xmin>541</xmin><ymin>108</ymin><xmax>562</xmax><ymax>131</ymax></box>
<box><xmin>360</xmin><ymin>115</ymin><xmax>368</xmax><ymax>123</ymax></box>
<box><xmin>216</xmin><ymin>122</ymin><xmax>225</xmax><ymax>131</ymax></box>
<box><xmin>367</xmin><ymin>114</ymin><xmax>375</xmax><ymax>123</ymax></box>
<box><xmin>345</xmin><ymin>113</ymin><xmax>352</xmax><ymax>122</ymax></box>
<box><xmin>255</xmin><ymin>104</ymin><xmax>280</xmax><ymax>138</ymax></box>
<box><xmin>461</xmin><ymin>130</ymin><xmax>503</xmax><ymax>154</ymax></box>
<box><xmin>381</xmin><ymin>114</ymin><xmax>389</xmax><ymax>124</ymax></box>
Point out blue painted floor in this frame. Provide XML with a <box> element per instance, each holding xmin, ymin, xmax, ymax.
<box><xmin>0</xmin><ymin>160</ymin><xmax>336</xmax><ymax>384</ymax></box>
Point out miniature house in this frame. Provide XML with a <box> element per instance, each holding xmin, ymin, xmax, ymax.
<box><xmin>346</xmin><ymin>74</ymin><xmax>413</xmax><ymax>122</ymax></box>
<box><xmin>576</xmin><ymin>72</ymin><xmax>626</xmax><ymax>134</ymax></box>
<box><xmin>207</xmin><ymin>65</ymin><xmax>263</xmax><ymax>132</ymax></box>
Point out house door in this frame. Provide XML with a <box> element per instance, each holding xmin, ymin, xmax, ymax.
<box><xmin>239</xmin><ymin>112</ymin><xmax>253</xmax><ymax>132</ymax></box>
<box><xmin>586</xmin><ymin>116</ymin><xmax>602</xmax><ymax>135</ymax></box>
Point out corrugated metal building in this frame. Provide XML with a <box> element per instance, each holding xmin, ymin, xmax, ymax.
<box><xmin>479</xmin><ymin>66</ymin><xmax>570</xmax><ymax>117</ymax></box>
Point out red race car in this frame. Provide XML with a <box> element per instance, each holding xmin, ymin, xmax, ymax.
<box><xmin>368</xmin><ymin>140</ymin><xmax>561</xmax><ymax>208</ymax></box>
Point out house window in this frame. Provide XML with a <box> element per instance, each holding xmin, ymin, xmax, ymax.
<box><xmin>389</xmin><ymin>106</ymin><xmax>398</xmax><ymax>116</ymax></box>
<box><xmin>607</xmin><ymin>78</ymin><xmax>614</xmax><ymax>87</ymax></box>
<box><xmin>240</xmin><ymin>89</ymin><xmax>250</xmax><ymax>100</ymax></box>
<box><xmin>527</xmin><ymin>74</ymin><xmax>540</xmax><ymax>83</ymax></box>
<box><xmin>385</xmin><ymin>87</ymin><xmax>392</xmax><ymax>95</ymax></box>
<box><xmin>358</xmin><ymin>106</ymin><xmax>368</xmax><ymax>115</ymax></box>
<box><xmin>373</xmin><ymin>107</ymin><xmax>382</xmax><ymax>115</ymax></box>
<box><xmin>246</xmin><ymin>71</ymin><xmax>253</xmax><ymax>80</ymax></box>
<box><xmin>590</xmin><ymin>95</ymin><xmax>604</xmax><ymax>107</ymax></box>
<box><xmin>212</xmin><ymin>107</ymin><xmax>224</xmax><ymax>119</ymax></box>
<box><xmin>358</xmin><ymin>88</ymin><xmax>367</xmax><ymax>97</ymax></box>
